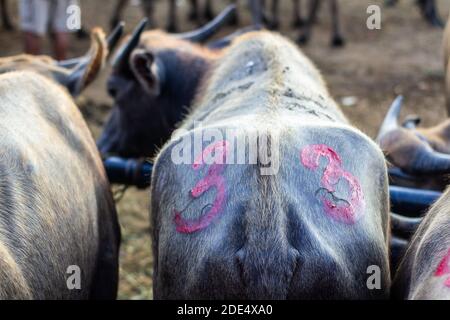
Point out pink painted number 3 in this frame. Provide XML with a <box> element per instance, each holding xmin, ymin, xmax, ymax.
<box><xmin>174</xmin><ymin>140</ymin><xmax>229</xmax><ymax>234</ymax></box>
<box><xmin>300</xmin><ymin>144</ymin><xmax>365</xmax><ymax>224</ymax></box>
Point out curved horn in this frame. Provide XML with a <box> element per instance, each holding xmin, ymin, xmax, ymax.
<box><xmin>112</xmin><ymin>18</ymin><xmax>147</xmax><ymax>71</ymax></box>
<box><xmin>390</xmin><ymin>213</ymin><xmax>423</xmax><ymax>237</ymax></box>
<box><xmin>58</xmin><ymin>23</ymin><xmax>125</xmax><ymax>69</ymax></box>
<box><xmin>376</xmin><ymin>95</ymin><xmax>404</xmax><ymax>142</ymax></box>
<box><xmin>175</xmin><ymin>4</ymin><xmax>237</xmax><ymax>42</ymax></box>
<box><xmin>107</xmin><ymin>21</ymin><xmax>125</xmax><ymax>58</ymax></box>
<box><xmin>409</xmin><ymin>145</ymin><xmax>450</xmax><ymax>174</ymax></box>
<box><xmin>64</xmin><ymin>27</ymin><xmax>107</xmax><ymax>96</ymax></box>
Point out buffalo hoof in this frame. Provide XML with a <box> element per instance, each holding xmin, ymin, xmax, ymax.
<box><xmin>384</xmin><ymin>0</ymin><xmax>398</xmax><ymax>7</ymax></box>
<box><xmin>427</xmin><ymin>15</ymin><xmax>444</xmax><ymax>28</ymax></box>
<box><xmin>297</xmin><ymin>34</ymin><xmax>310</xmax><ymax>46</ymax></box>
<box><xmin>331</xmin><ymin>35</ymin><xmax>345</xmax><ymax>47</ymax></box>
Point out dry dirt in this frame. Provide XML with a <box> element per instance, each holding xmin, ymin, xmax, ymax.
<box><xmin>0</xmin><ymin>0</ymin><xmax>449</xmax><ymax>299</ymax></box>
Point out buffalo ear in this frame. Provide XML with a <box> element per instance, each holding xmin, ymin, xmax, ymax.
<box><xmin>130</xmin><ymin>49</ymin><xmax>162</xmax><ymax>96</ymax></box>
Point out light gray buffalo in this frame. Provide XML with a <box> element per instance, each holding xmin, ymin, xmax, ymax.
<box><xmin>392</xmin><ymin>187</ymin><xmax>450</xmax><ymax>299</ymax></box>
<box><xmin>150</xmin><ymin>31</ymin><xmax>391</xmax><ymax>299</ymax></box>
<box><xmin>0</xmin><ymin>28</ymin><xmax>121</xmax><ymax>299</ymax></box>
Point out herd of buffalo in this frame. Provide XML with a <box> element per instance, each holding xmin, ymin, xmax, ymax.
<box><xmin>0</xmin><ymin>1</ymin><xmax>450</xmax><ymax>300</ymax></box>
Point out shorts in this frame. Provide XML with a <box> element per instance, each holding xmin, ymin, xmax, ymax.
<box><xmin>19</xmin><ymin>0</ymin><xmax>80</xmax><ymax>36</ymax></box>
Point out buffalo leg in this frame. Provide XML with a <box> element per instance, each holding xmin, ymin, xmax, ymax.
<box><xmin>330</xmin><ymin>0</ymin><xmax>345</xmax><ymax>47</ymax></box>
<box><xmin>228</xmin><ymin>0</ymin><xmax>239</xmax><ymax>26</ymax></box>
<box><xmin>204</xmin><ymin>0</ymin><xmax>214</xmax><ymax>21</ymax></box>
<box><xmin>418</xmin><ymin>0</ymin><xmax>443</xmax><ymax>28</ymax></box>
<box><xmin>292</xmin><ymin>0</ymin><xmax>304</xmax><ymax>28</ymax></box>
<box><xmin>110</xmin><ymin>0</ymin><xmax>128</xmax><ymax>30</ymax></box>
<box><xmin>268</xmin><ymin>0</ymin><xmax>280</xmax><ymax>29</ymax></box>
<box><xmin>297</xmin><ymin>0</ymin><xmax>321</xmax><ymax>45</ymax></box>
<box><xmin>167</xmin><ymin>0</ymin><xmax>177</xmax><ymax>32</ymax></box>
<box><xmin>141</xmin><ymin>0</ymin><xmax>155</xmax><ymax>28</ymax></box>
<box><xmin>188</xmin><ymin>0</ymin><xmax>199</xmax><ymax>21</ymax></box>
<box><xmin>249</xmin><ymin>0</ymin><xmax>265</xmax><ymax>26</ymax></box>
<box><xmin>0</xmin><ymin>0</ymin><xmax>13</xmax><ymax>30</ymax></box>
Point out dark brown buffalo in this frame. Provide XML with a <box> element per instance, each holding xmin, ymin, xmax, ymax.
<box><xmin>98</xmin><ymin>6</ymin><xmax>238</xmax><ymax>158</ymax></box>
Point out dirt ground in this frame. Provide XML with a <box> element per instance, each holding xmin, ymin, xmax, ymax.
<box><xmin>0</xmin><ymin>0</ymin><xmax>449</xmax><ymax>299</ymax></box>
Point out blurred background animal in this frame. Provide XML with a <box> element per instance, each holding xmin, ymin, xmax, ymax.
<box><xmin>110</xmin><ymin>0</ymin><xmax>259</xmax><ymax>32</ymax></box>
<box><xmin>386</xmin><ymin>0</ymin><xmax>444</xmax><ymax>27</ymax></box>
<box><xmin>296</xmin><ymin>0</ymin><xmax>344</xmax><ymax>47</ymax></box>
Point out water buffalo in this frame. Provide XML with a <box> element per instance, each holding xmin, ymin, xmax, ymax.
<box><xmin>392</xmin><ymin>187</ymin><xmax>450</xmax><ymax>299</ymax></box>
<box><xmin>0</xmin><ymin>28</ymin><xmax>122</xmax><ymax>299</ymax></box>
<box><xmin>150</xmin><ymin>30</ymin><xmax>391</xmax><ymax>299</ymax></box>
<box><xmin>98</xmin><ymin>6</ymin><xmax>237</xmax><ymax>158</ymax></box>
<box><xmin>377</xmin><ymin>96</ymin><xmax>450</xmax><ymax>191</ymax></box>
<box><xmin>0</xmin><ymin>70</ymin><xmax>120</xmax><ymax>299</ymax></box>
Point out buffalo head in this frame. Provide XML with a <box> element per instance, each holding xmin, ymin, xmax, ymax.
<box><xmin>97</xmin><ymin>5</ymin><xmax>237</xmax><ymax>158</ymax></box>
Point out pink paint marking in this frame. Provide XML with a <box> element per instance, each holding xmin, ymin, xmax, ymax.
<box><xmin>300</xmin><ymin>144</ymin><xmax>365</xmax><ymax>224</ymax></box>
<box><xmin>435</xmin><ymin>248</ymin><xmax>450</xmax><ymax>288</ymax></box>
<box><xmin>174</xmin><ymin>140</ymin><xmax>229</xmax><ymax>234</ymax></box>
